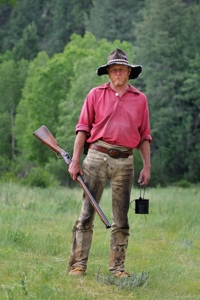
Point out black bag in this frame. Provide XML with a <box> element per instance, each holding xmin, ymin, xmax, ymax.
<box><xmin>130</xmin><ymin>188</ymin><xmax>149</xmax><ymax>214</ymax></box>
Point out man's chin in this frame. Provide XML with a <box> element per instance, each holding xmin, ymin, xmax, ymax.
<box><xmin>113</xmin><ymin>81</ymin><xmax>125</xmax><ymax>87</ymax></box>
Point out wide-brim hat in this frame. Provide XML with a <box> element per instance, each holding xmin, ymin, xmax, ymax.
<box><xmin>96</xmin><ymin>48</ymin><xmax>142</xmax><ymax>80</ymax></box>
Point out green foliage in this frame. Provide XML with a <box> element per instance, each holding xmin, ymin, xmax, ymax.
<box><xmin>180</xmin><ymin>52</ymin><xmax>200</xmax><ymax>182</ymax></box>
<box><xmin>15</xmin><ymin>52</ymin><xmax>50</xmax><ymax>163</ymax></box>
<box><xmin>45</xmin><ymin>157</ymin><xmax>72</xmax><ymax>187</ymax></box>
<box><xmin>0</xmin><ymin>59</ymin><xmax>18</xmax><ymax>157</ymax></box>
<box><xmin>0</xmin><ymin>0</ymin><xmax>93</xmax><ymax>57</ymax></box>
<box><xmin>14</xmin><ymin>50</ymin><xmax>73</xmax><ymax>165</ymax></box>
<box><xmin>43</xmin><ymin>0</ymin><xmax>93</xmax><ymax>56</ymax></box>
<box><xmin>0</xmin><ymin>171</ymin><xmax>18</xmax><ymax>183</ymax></box>
<box><xmin>24</xmin><ymin>167</ymin><xmax>58</xmax><ymax>188</ymax></box>
<box><xmin>12</xmin><ymin>21</ymin><xmax>39</xmax><ymax>61</ymax></box>
<box><xmin>0</xmin><ymin>0</ymin><xmax>16</xmax><ymax>5</ymax></box>
<box><xmin>0</xmin><ymin>155</ymin><xmax>11</xmax><ymax>175</ymax></box>
<box><xmin>0</xmin><ymin>0</ymin><xmax>46</xmax><ymax>53</ymax></box>
<box><xmin>0</xmin><ymin>0</ymin><xmax>200</xmax><ymax>186</ymax></box>
<box><xmin>96</xmin><ymin>271</ymin><xmax>149</xmax><ymax>290</ymax></box>
<box><xmin>172</xmin><ymin>179</ymin><xmax>191</xmax><ymax>188</ymax></box>
<box><xmin>134</xmin><ymin>0</ymin><xmax>200</xmax><ymax>184</ymax></box>
<box><xmin>0</xmin><ymin>50</ymin><xmax>13</xmax><ymax>63</ymax></box>
<box><xmin>85</xmin><ymin>0</ymin><xmax>145</xmax><ymax>43</ymax></box>
<box><xmin>0</xmin><ymin>154</ymin><xmax>26</xmax><ymax>184</ymax></box>
<box><xmin>0</xmin><ymin>58</ymin><xmax>29</xmax><ymax>158</ymax></box>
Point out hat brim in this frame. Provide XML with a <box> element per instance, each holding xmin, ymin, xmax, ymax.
<box><xmin>96</xmin><ymin>63</ymin><xmax>142</xmax><ymax>80</ymax></box>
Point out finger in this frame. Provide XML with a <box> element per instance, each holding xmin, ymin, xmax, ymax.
<box><xmin>138</xmin><ymin>174</ymin><xmax>143</xmax><ymax>184</ymax></box>
<box><xmin>72</xmin><ymin>174</ymin><xmax>77</xmax><ymax>181</ymax></box>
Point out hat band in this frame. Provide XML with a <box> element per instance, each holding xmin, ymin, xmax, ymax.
<box><xmin>108</xmin><ymin>58</ymin><xmax>130</xmax><ymax>65</ymax></box>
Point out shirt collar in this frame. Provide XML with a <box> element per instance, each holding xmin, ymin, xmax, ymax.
<box><xmin>99</xmin><ymin>83</ymin><xmax>140</xmax><ymax>95</ymax></box>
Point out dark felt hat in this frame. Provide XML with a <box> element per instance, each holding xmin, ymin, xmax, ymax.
<box><xmin>96</xmin><ymin>48</ymin><xmax>142</xmax><ymax>80</ymax></box>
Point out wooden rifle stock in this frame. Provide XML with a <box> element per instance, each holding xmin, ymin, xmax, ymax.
<box><xmin>33</xmin><ymin>125</ymin><xmax>111</xmax><ymax>229</ymax></box>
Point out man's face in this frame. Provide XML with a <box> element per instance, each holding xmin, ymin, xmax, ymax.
<box><xmin>107</xmin><ymin>64</ymin><xmax>131</xmax><ymax>87</ymax></box>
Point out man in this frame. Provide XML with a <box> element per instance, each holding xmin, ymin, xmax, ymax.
<box><xmin>68</xmin><ymin>48</ymin><xmax>152</xmax><ymax>277</ymax></box>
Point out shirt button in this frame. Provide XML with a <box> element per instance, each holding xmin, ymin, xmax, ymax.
<box><xmin>103</xmin><ymin>157</ymin><xmax>107</xmax><ymax>161</ymax></box>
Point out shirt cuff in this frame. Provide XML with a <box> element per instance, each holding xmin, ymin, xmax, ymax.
<box><xmin>75</xmin><ymin>124</ymin><xmax>90</xmax><ymax>134</ymax></box>
<box><xmin>137</xmin><ymin>135</ymin><xmax>152</xmax><ymax>148</ymax></box>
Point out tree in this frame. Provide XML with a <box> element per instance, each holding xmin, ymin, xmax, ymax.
<box><xmin>85</xmin><ymin>0</ymin><xmax>145</xmax><ymax>43</ymax></box>
<box><xmin>12</xmin><ymin>22</ymin><xmax>39</xmax><ymax>61</ymax></box>
<box><xmin>0</xmin><ymin>0</ymin><xmax>93</xmax><ymax>56</ymax></box>
<box><xmin>0</xmin><ymin>58</ymin><xmax>28</xmax><ymax>159</ymax></box>
<box><xmin>0</xmin><ymin>0</ymin><xmax>47</xmax><ymax>52</ymax></box>
<box><xmin>0</xmin><ymin>0</ymin><xmax>16</xmax><ymax>5</ymax></box>
<box><xmin>43</xmin><ymin>0</ymin><xmax>93</xmax><ymax>55</ymax></box>
<box><xmin>15</xmin><ymin>49</ymin><xmax>72</xmax><ymax>164</ymax></box>
<box><xmin>134</xmin><ymin>0</ymin><xmax>200</xmax><ymax>184</ymax></box>
<box><xmin>15</xmin><ymin>52</ymin><xmax>50</xmax><ymax>163</ymax></box>
<box><xmin>180</xmin><ymin>53</ymin><xmax>200</xmax><ymax>181</ymax></box>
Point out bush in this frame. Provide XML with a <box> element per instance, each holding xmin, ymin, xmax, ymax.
<box><xmin>24</xmin><ymin>167</ymin><xmax>59</xmax><ymax>188</ymax></box>
<box><xmin>172</xmin><ymin>179</ymin><xmax>191</xmax><ymax>188</ymax></box>
<box><xmin>0</xmin><ymin>171</ymin><xmax>18</xmax><ymax>183</ymax></box>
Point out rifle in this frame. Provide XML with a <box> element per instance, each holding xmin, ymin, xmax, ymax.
<box><xmin>33</xmin><ymin>125</ymin><xmax>111</xmax><ymax>229</ymax></box>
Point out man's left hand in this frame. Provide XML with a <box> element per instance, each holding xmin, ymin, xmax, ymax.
<box><xmin>138</xmin><ymin>167</ymin><xmax>150</xmax><ymax>186</ymax></box>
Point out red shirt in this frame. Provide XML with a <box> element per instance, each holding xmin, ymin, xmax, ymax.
<box><xmin>76</xmin><ymin>83</ymin><xmax>152</xmax><ymax>149</ymax></box>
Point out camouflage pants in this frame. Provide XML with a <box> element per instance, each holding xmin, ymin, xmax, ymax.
<box><xmin>68</xmin><ymin>147</ymin><xmax>134</xmax><ymax>273</ymax></box>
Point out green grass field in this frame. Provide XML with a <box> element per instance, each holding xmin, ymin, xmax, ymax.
<box><xmin>0</xmin><ymin>182</ymin><xmax>200</xmax><ymax>300</ymax></box>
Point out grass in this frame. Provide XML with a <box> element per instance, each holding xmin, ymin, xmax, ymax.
<box><xmin>0</xmin><ymin>182</ymin><xmax>200</xmax><ymax>299</ymax></box>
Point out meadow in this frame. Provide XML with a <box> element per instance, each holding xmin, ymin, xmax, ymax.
<box><xmin>0</xmin><ymin>182</ymin><xmax>199</xmax><ymax>300</ymax></box>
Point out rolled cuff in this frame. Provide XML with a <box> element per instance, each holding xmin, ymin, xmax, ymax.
<box><xmin>75</xmin><ymin>124</ymin><xmax>90</xmax><ymax>134</ymax></box>
<box><xmin>137</xmin><ymin>134</ymin><xmax>152</xmax><ymax>148</ymax></box>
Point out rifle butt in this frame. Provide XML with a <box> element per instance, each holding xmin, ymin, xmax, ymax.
<box><xmin>33</xmin><ymin>125</ymin><xmax>62</xmax><ymax>155</ymax></box>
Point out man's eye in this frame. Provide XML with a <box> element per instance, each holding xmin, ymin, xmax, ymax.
<box><xmin>111</xmin><ymin>69</ymin><xmax>126</xmax><ymax>73</ymax></box>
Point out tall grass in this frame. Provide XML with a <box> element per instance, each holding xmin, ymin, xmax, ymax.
<box><xmin>0</xmin><ymin>182</ymin><xmax>200</xmax><ymax>299</ymax></box>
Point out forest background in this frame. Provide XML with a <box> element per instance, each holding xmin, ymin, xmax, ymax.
<box><xmin>0</xmin><ymin>0</ymin><xmax>200</xmax><ymax>187</ymax></box>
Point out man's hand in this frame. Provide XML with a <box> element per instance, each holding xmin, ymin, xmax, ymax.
<box><xmin>138</xmin><ymin>166</ymin><xmax>150</xmax><ymax>186</ymax></box>
<box><xmin>68</xmin><ymin>131</ymin><xmax>87</xmax><ymax>181</ymax></box>
<box><xmin>69</xmin><ymin>160</ymin><xmax>83</xmax><ymax>181</ymax></box>
<box><xmin>138</xmin><ymin>140</ymin><xmax>151</xmax><ymax>186</ymax></box>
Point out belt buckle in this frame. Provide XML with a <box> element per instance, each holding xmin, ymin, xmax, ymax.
<box><xmin>108</xmin><ymin>148</ymin><xmax>121</xmax><ymax>158</ymax></box>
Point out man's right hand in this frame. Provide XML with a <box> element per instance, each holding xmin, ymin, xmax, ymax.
<box><xmin>68</xmin><ymin>131</ymin><xmax>87</xmax><ymax>180</ymax></box>
<box><xmin>68</xmin><ymin>160</ymin><xmax>83</xmax><ymax>181</ymax></box>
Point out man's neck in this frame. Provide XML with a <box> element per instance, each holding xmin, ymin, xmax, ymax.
<box><xmin>110</xmin><ymin>82</ymin><xmax>129</xmax><ymax>97</ymax></box>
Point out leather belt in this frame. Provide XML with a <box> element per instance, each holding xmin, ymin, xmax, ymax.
<box><xmin>89</xmin><ymin>144</ymin><xmax>132</xmax><ymax>159</ymax></box>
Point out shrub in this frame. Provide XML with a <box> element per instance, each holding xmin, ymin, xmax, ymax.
<box><xmin>0</xmin><ymin>171</ymin><xmax>18</xmax><ymax>183</ymax></box>
<box><xmin>96</xmin><ymin>271</ymin><xmax>149</xmax><ymax>290</ymax></box>
<box><xmin>24</xmin><ymin>167</ymin><xmax>58</xmax><ymax>188</ymax></box>
<box><xmin>172</xmin><ymin>179</ymin><xmax>191</xmax><ymax>188</ymax></box>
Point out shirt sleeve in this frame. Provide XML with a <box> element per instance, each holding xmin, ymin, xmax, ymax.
<box><xmin>137</xmin><ymin>95</ymin><xmax>152</xmax><ymax>147</ymax></box>
<box><xmin>75</xmin><ymin>89</ymin><xmax>95</xmax><ymax>134</ymax></box>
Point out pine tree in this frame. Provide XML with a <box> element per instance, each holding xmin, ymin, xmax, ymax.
<box><xmin>85</xmin><ymin>0</ymin><xmax>145</xmax><ymax>43</ymax></box>
<box><xmin>0</xmin><ymin>58</ymin><xmax>28</xmax><ymax>158</ymax></box>
<box><xmin>43</xmin><ymin>0</ymin><xmax>93</xmax><ymax>55</ymax></box>
<box><xmin>134</xmin><ymin>0</ymin><xmax>200</xmax><ymax>184</ymax></box>
<box><xmin>12</xmin><ymin>22</ymin><xmax>39</xmax><ymax>61</ymax></box>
